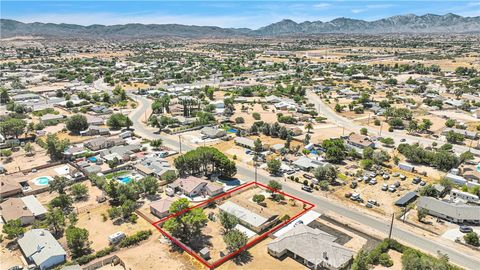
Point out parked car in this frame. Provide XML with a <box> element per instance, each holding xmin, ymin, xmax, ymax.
<box><xmin>370</xmin><ymin>172</ymin><xmax>377</xmax><ymax>178</ymax></box>
<box><xmin>412</xmin><ymin>177</ymin><xmax>421</xmax><ymax>184</ymax></box>
<box><xmin>459</xmin><ymin>226</ymin><xmax>473</xmax><ymax>233</ymax></box>
<box><xmin>382</xmin><ymin>174</ymin><xmax>390</xmax><ymax>180</ymax></box>
<box><xmin>419</xmin><ymin>181</ymin><xmax>426</xmax><ymax>186</ymax></box>
<box><xmin>366</xmin><ymin>203</ymin><xmax>373</xmax><ymax>208</ymax></box>
<box><xmin>369</xmin><ymin>179</ymin><xmax>377</xmax><ymax>185</ymax></box>
<box><xmin>302</xmin><ymin>185</ymin><xmax>313</xmax><ymax>192</ymax></box>
<box><xmin>388</xmin><ymin>185</ymin><xmax>397</xmax><ymax>192</ymax></box>
<box><xmin>392</xmin><ymin>172</ymin><xmax>400</xmax><ymax>177</ymax></box>
<box><xmin>350</xmin><ymin>193</ymin><xmax>360</xmax><ymax>201</ymax></box>
<box><xmin>382</xmin><ymin>184</ymin><xmax>388</xmax><ymax>191</ymax></box>
<box><xmin>400</xmin><ymin>174</ymin><xmax>406</xmax><ymax>180</ymax></box>
<box><xmin>400</xmin><ymin>138</ymin><xmax>406</xmax><ymax>142</ymax></box>
<box><xmin>368</xmin><ymin>199</ymin><xmax>378</xmax><ymax>206</ymax></box>
<box><xmin>350</xmin><ymin>181</ymin><xmax>358</xmax><ymax>189</ymax></box>
<box><xmin>394</xmin><ymin>181</ymin><xmax>401</xmax><ymax>187</ymax></box>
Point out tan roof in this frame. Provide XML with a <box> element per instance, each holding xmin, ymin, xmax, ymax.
<box><xmin>177</xmin><ymin>176</ymin><xmax>207</xmax><ymax>194</ymax></box>
<box><xmin>348</xmin><ymin>133</ymin><xmax>373</xmax><ymax>147</ymax></box>
<box><xmin>0</xmin><ymin>177</ymin><xmax>22</xmax><ymax>196</ymax></box>
<box><xmin>0</xmin><ymin>198</ymin><xmax>32</xmax><ymax>222</ymax></box>
<box><xmin>150</xmin><ymin>197</ymin><xmax>176</xmax><ymax>215</ymax></box>
<box><xmin>133</xmin><ymin>163</ymin><xmax>154</xmax><ymax>175</ymax></box>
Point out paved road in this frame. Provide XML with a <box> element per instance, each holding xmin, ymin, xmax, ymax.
<box><xmin>130</xmin><ymin>94</ymin><xmax>480</xmax><ymax>269</ymax></box>
<box><xmin>306</xmin><ymin>90</ymin><xmax>480</xmax><ymax>156</ymax></box>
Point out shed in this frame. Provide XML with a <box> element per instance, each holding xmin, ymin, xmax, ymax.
<box><xmin>394</xmin><ymin>192</ymin><xmax>418</xmax><ymax>207</ymax></box>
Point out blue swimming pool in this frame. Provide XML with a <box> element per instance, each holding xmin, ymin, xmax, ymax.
<box><xmin>33</xmin><ymin>176</ymin><xmax>53</xmax><ymax>186</ymax></box>
<box><xmin>88</xmin><ymin>157</ymin><xmax>97</xmax><ymax>162</ymax></box>
<box><xmin>227</xmin><ymin>128</ymin><xmax>237</xmax><ymax>133</ymax></box>
<box><xmin>117</xmin><ymin>176</ymin><xmax>132</xmax><ymax>184</ymax></box>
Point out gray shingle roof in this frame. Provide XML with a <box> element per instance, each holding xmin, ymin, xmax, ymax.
<box><xmin>417</xmin><ymin>196</ymin><xmax>480</xmax><ymax>221</ymax></box>
<box><xmin>18</xmin><ymin>229</ymin><xmax>66</xmax><ymax>266</ymax></box>
<box><xmin>219</xmin><ymin>201</ymin><xmax>268</xmax><ymax>228</ymax></box>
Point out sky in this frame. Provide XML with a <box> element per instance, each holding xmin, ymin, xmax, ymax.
<box><xmin>2</xmin><ymin>1</ymin><xmax>480</xmax><ymax>29</ymax></box>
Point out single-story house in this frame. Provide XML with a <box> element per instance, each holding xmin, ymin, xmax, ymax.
<box><xmin>80</xmin><ymin>126</ymin><xmax>110</xmax><ymax>136</ymax></box>
<box><xmin>134</xmin><ymin>156</ymin><xmax>175</xmax><ymax>179</ymax></box>
<box><xmin>268</xmin><ymin>224</ymin><xmax>354</xmax><ymax>270</ymax></box>
<box><xmin>0</xmin><ymin>195</ymin><xmax>47</xmax><ymax>225</ymax></box>
<box><xmin>234</xmin><ymin>137</ymin><xmax>256</xmax><ymax>149</ymax></box>
<box><xmin>0</xmin><ymin>177</ymin><xmax>23</xmax><ymax>198</ymax></box>
<box><xmin>40</xmin><ymin>113</ymin><xmax>64</xmax><ymax>124</ymax></box>
<box><xmin>201</xmin><ymin>126</ymin><xmax>227</xmax><ymax>139</ymax></box>
<box><xmin>18</xmin><ymin>229</ymin><xmax>67</xmax><ymax>270</ymax></box>
<box><xmin>150</xmin><ymin>197</ymin><xmax>176</xmax><ymax>218</ymax></box>
<box><xmin>219</xmin><ymin>201</ymin><xmax>277</xmax><ymax>233</ymax></box>
<box><xmin>346</xmin><ymin>134</ymin><xmax>375</xmax><ymax>149</ymax></box>
<box><xmin>84</xmin><ymin>137</ymin><xmax>125</xmax><ymax>151</ymax></box>
<box><xmin>292</xmin><ymin>156</ymin><xmax>327</xmax><ymax>171</ymax></box>
<box><xmin>417</xmin><ymin>196</ymin><xmax>480</xmax><ymax>224</ymax></box>
<box><xmin>167</xmin><ymin>176</ymin><xmax>223</xmax><ymax>198</ymax></box>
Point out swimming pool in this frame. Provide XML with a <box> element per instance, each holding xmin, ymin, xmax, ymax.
<box><xmin>477</xmin><ymin>163</ymin><xmax>480</xmax><ymax>172</ymax></box>
<box><xmin>88</xmin><ymin>157</ymin><xmax>97</xmax><ymax>162</ymax></box>
<box><xmin>33</xmin><ymin>176</ymin><xmax>53</xmax><ymax>186</ymax></box>
<box><xmin>117</xmin><ymin>176</ymin><xmax>132</xmax><ymax>184</ymax></box>
<box><xmin>227</xmin><ymin>128</ymin><xmax>237</xmax><ymax>133</ymax></box>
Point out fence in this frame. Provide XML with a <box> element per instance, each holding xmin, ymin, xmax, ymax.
<box><xmin>82</xmin><ymin>255</ymin><xmax>126</xmax><ymax>270</ymax></box>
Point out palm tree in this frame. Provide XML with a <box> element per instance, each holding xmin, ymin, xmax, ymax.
<box><xmin>305</xmin><ymin>123</ymin><xmax>313</xmax><ymax>133</ymax></box>
<box><xmin>23</xmin><ymin>142</ymin><xmax>34</xmax><ymax>156</ymax></box>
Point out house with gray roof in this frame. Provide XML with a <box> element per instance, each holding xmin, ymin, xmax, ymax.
<box><xmin>219</xmin><ymin>201</ymin><xmax>277</xmax><ymax>233</ymax></box>
<box><xmin>417</xmin><ymin>196</ymin><xmax>480</xmax><ymax>224</ymax></box>
<box><xmin>292</xmin><ymin>156</ymin><xmax>327</xmax><ymax>171</ymax></box>
<box><xmin>201</xmin><ymin>126</ymin><xmax>227</xmax><ymax>139</ymax></box>
<box><xmin>18</xmin><ymin>229</ymin><xmax>67</xmax><ymax>270</ymax></box>
<box><xmin>134</xmin><ymin>156</ymin><xmax>175</xmax><ymax>179</ymax></box>
<box><xmin>268</xmin><ymin>224</ymin><xmax>354</xmax><ymax>270</ymax></box>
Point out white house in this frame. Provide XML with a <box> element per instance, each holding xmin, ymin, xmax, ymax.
<box><xmin>18</xmin><ymin>229</ymin><xmax>67</xmax><ymax>270</ymax></box>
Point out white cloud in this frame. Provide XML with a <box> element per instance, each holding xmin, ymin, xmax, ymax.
<box><xmin>313</xmin><ymin>3</ymin><xmax>332</xmax><ymax>9</ymax></box>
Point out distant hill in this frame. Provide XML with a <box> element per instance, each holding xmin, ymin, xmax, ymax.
<box><xmin>2</xmin><ymin>13</ymin><xmax>479</xmax><ymax>39</ymax></box>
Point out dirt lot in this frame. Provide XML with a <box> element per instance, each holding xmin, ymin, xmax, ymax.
<box><xmin>115</xmin><ymin>236</ymin><xmax>196</xmax><ymax>270</ymax></box>
<box><xmin>1</xmin><ymin>144</ymin><xmax>51</xmax><ymax>173</ymax></box>
<box><xmin>36</xmin><ymin>180</ymin><xmax>105</xmax><ymax>210</ymax></box>
<box><xmin>70</xmin><ymin>204</ymin><xmax>153</xmax><ymax>251</ymax></box>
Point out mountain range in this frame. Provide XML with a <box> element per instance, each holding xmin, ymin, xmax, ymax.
<box><xmin>1</xmin><ymin>13</ymin><xmax>479</xmax><ymax>39</ymax></box>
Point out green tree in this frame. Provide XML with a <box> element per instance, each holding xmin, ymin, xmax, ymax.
<box><xmin>66</xmin><ymin>114</ymin><xmax>88</xmax><ymax>134</ymax></box>
<box><xmin>70</xmin><ymin>183</ymin><xmax>88</xmax><ymax>200</ymax></box>
<box><xmin>445</xmin><ymin>131</ymin><xmax>464</xmax><ymax>144</ymax></box>
<box><xmin>49</xmin><ymin>194</ymin><xmax>73</xmax><ymax>213</ymax></box>
<box><xmin>150</xmin><ymin>139</ymin><xmax>163</xmax><ymax>150</ymax></box>
<box><xmin>419</xmin><ymin>184</ymin><xmax>438</xmax><ymax>197</ymax></box>
<box><xmin>46</xmin><ymin>133</ymin><xmax>69</xmax><ymax>161</ymax></box>
<box><xmin>0</xmin><ymin>87</ymin><xmax>10</xmax><ymax>104</ymax></box>
<box><xmin>138</xmin><ymin>176</ymin><xmax>159</xmax><ymax>196</ymax></box>
<box><xmin>321</xmin><ymin>138</ymin><xmax>346</xmax><ymax>163</ymax></box>
<box><xmin>223</xmin><ymin>229</ymin><xmax>248</xmax><ymax>253</ymax></box>
<box><xmin>464</xmin><ymin>232</ymin><xmax>479</xmax><ymax>246</ymax></box>
<box><xmin>360</xmin><ymin>127</ymin><xmax>368</xmax><ymax>135</ymax></box>
<box><xmin>163</xmin><ymin>198</ymin><xmax>207</xmax><ymax>242</ymax></box>
<box><xmin>305</xmin><ymin>122</ymin><xmax>313</xmax><ymax>133</ymax></box>
<box><xmin>2</xmin><ymin>219</ymin><xmax>25</xmax><ymax>240</ymax></box>
<box><xmin>380</xmin><ymin>137</ymin><xmax>395</xmax><ymax>147</ymax></box>
<box><xmin>445</xmin><ymin>119</ymin><xmax>455</xmax><ymax>128</ymax></box>
<box><xmin>66</xmin><ymin>226</ymin><xmax>91</xmax><ymax>258</ymax></box>
<box><xmin>23</xmin><ymin>142</ymin><xmax>34</xmax><ymax>156</ymax></box>
<box><xmin>252</xmin><ymin>194</ymin><xmax>265</xmax><ymax>204</ymax></box>
<box><xmin>174</xmin><ymin>147</ymin><xmax>236</xmax><ymax>178</ymax></box>
<box><xmin>267</xmin><ymin>159</ymin><xmax>282</xmax><ymax>175</ymax></box>
<box><xmin>218</xmin><ymin>211</ymin><xmax>238</xmax><ymax>233</ymax></box>
<box><xmin>49</xmin><ymin>176</ymin><xmax>69</xmax><ymax>194</ymax></box>
<box><xmin>314</xmin><ymin>164</ymin><xmax>337</xmax><ymax>183</ymax></box>
<box><xmin>0</xmin><ymin>118</ymin><xmax>26</xmax><ymax>139</ymax></box>
<box><xmin>45</xmin><ymin>208</ymin><xmax>66</xmax><ymax>236</ymax></box>
<box><xmin>417</xmin><ymin>208</ymin><xmax>428</xmax><ymax>222</ymax></box>
<box><xmin>107</xmin><ymin>113</ymin><xmax>131</xmax><ymax>130</ymax></box>
<box><xmin>267</xmin><ymin>180</ymin><xmax>282</xmax><ymax>193</ymax></box>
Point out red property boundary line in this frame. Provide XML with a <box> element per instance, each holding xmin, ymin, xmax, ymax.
<box><xmin>151</xmin><ymin>181</ymin><xmax>315</xmax><ymax>269</ymax></box>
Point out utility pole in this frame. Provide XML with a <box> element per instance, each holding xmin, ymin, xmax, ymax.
<box><xmin>388</xmin><ymin>213</ymin><xmax>395</xmax><ymax>239</ymax></box>
<box><xmin>254</xmin><ymin>160</ymin><xmax>258</xmax><ymax>183</ymax></box>
<box><xmin>178</xmin><ymin>135</ymin><xmax>182</xmax><ymax>154</ymax></box>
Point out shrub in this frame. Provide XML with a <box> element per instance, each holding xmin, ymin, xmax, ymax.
<box><xmin>378</xmin><ymin>253</ymin><xmax>393</xmax><ymax>267</ymax></box>
<box><xmin>119</xmin><ymin>230</ymin><xmax>152</xmax><ymax>248</ymax></box>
